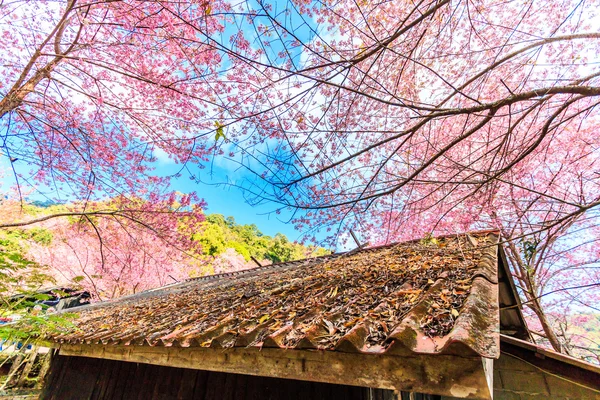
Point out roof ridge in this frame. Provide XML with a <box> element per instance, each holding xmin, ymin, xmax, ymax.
<box><xmin>183</xmin><ymin>253</ymin><xmax>339</xmax><ymax>283</ymax></box>
<box><xmin>183</xmin><ymin>229</ymin><xmax>501</xmax><ymax>283</ymax></box>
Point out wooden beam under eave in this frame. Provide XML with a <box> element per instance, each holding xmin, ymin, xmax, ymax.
<box><xmin>58</xmin><ymin>344</ymin><xmax>493</xmax><ymax>399</ymax></box>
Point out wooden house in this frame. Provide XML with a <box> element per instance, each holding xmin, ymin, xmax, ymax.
<box><xmin>39</xmin><ymin>232</ymin><xmax>600</xmax><ymax>399</ymax></box>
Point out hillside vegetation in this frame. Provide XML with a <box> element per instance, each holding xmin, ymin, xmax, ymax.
<box><xmin>194</xmin><ymin>214</ymin><xmax>328</xmax><ymax>267</ymax></box>
<box><xmin>0</xmin><ymin>201</ymin><xmax>328</xmax><ymax>302</ymax></box>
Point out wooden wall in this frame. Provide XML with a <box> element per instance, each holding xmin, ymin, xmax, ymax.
<box><xmin>41</xmin><ymin>355</ymin><xmax>409</xmax><ymax>400</ymax></box>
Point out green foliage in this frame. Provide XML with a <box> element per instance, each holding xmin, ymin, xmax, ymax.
<box><xmin>0</xmin><ymin>227</ymin><xmax>68</xmax><ymax>346</ymax></box>
<box><xmin>0</xmin><ymin>228</ymin><xmax>52</xmax><ymax>252</ymax></box>
<box><xmin>23</xmin><ymin>228</ymin><xmax>53</xmax><ymax>246</ymax></box>
<box><xmin>193</xmin><ymin>213</ymin><xmax>328</xmax><ymax>263</ymax></box>
<box><xmin>0</xmin><ymin>313</ymin><xmax>76</xmax><ymax>344</ymax></box>
<box><xmin>193</xmin><ymin>223</ymin><xmax>226</xmax><ymax>256</ymax></box>
<box><xmin>214</xmin><ymin>121</ymin><xmax>226</xmax><ymax>141</ymax></box>
<box><xmin>522</xmin><ymin>239</ymin><xmax>538</xmax><ymax>263</ymax></box>
<box><xmin>420</xmin><ymin>232</ymin><xmax>440</xmax><ymax>246</ymax></box>
<box><xmin>265</xmin><ymin>233</ymin><xmax>300</xmax><ymax>263</ymax></box>
<box><xmin>226</xmin><ymin>241</ymin><xmax>251</xmax><ymax>260</ymax></box>
<box><xmin>567</xmin><ymin>313</ymin><xmax>600</xmax><ymax>363</ymax></box>
<box><xmin>0</xmin><ymin>230</ymin><xmax>41</xmax><ymax>294</ymax></box>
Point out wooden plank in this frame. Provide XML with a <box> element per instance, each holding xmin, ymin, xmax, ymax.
<box><xmin>53</xmin><ymin>356</ymin><xmax>97</xmax><ymax>400</ymax></box>
<box><xmin>293</xmin><ymin>377</ymin><xmax>311</xmax><ymax>400</ymax></box>
<box><xmin>140</xmin><ymin>360</ymin><xmax>160</xmax><ymax>400</ymax></box>
<box><xmin>169</xmin><ymin>365</ymin><xmax>185</xmax><ymax>399</ymax></box>
<box><xmin>176</xmin><ymin>367</ymin><xmax>198</xmax><ymax>400</ymax></box>
<box><xmin>343</xmin><ymin>383</ymin><xmax>365</xmax><ymax>400</ymax></box>
<box><xmin>59</xmin><ymin>343</ymin><xmax>493</xmax><ymax>399</ymax></box>
<box><xmin>150</xmin><ymin>364</ymin><xmax>174</xmax><ymax>400</ymax></box>
<box><xmin>155</xmin><ymin>364</ymin><xmax>183</xmax><ymax>400</ymax></box>
<box><xmin>112</xmin><ymin>357</ymin><xmax>134</xmax><ymax>399</ymax></box>
<box><xmin>276</xmin><ymin>373</ymin><xmax>296</xmax><ymax>399</ymax></box>
<box><xmin>500</xmin><ymin>335</ymin><xmax>600</xmax><ymax>391</ymax></box>
<box><xmin>240</xmin><ymin>371</ymin><xmax>261</xmax><ymax>400</ymax></box>
<box><xmin>46</xmin><ymin>354</ymin><xmax>69</xmax><ymax>400</ymax></box>
<box><xmin>81</xmin><ymin>355</ymin><xmax>103</xmax><ymax>400</ymax></box>
<box><xmin>54</xmin><ymin>353</ymin><xmax>73</xmax><ymax>400</ymax></box>
<box><xmin>44</xmin><ymin>354</ymin><xmax>400</xmax><ymax>400</ymax></box>
<box><xmin>134</xmin><ymin>362</ymin><xmax>154</xmax><ymax>400</ymax></box>
<box><xmin>90</xmin><ymin>358</ymin><xmax>110</xmax><ymax>400</ymax></box>
<box><xmin>192</xmin><ymin>368</ymin><xmax>210</xmax><ymax>399</ymax></box>
<box><xmin>203</xmin><ymin>369</ymin><xmax>227</xmax><ymax>400</ymax></box>
<box><xmin>39</xmin><ymin>350</ymin><xmax>64</xmax><ymax>400</ymax></box>
<box><xmin>87</xmin><ymin>357</ymin><xmax>103</xmax><ymax>400</ymax></box>
<box><xmin>120</xmin><ymin>363</ymin><xmax>145</xmax><ymax>400</ymax></box>
<box><xmin>36</xmin><ymin>350</ymin><xmax>54</xmax><ymax>389</ymax></box>
<box><xmin>109</xmin><ymin>359</ymin><xmax>125</xmax><ymax>399</ymax></box>
<box><xmin>221</xmin><ymin>370</ymin><xmax>237</xmax><ymax>400</ymax></box>
<box><xmin>17</xmin><ymin>345</ymin><xmax>38</xmax><ymax>387</ymax></box>
<box><xmin>230</xmin><ymin>369</ymin><xmax>248</xmax><ymax>400</ymax></box>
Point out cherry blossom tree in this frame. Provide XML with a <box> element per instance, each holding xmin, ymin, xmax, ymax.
<box><xmin>206</xmin><ymin>0</ymin><xmax>600</xmax><ymax>353</ymax></box>
<box><xmin>24</xmin><ymin>195</ymin><xmax>204</xmax><ymax>300</ymax></box>
<box><xmin>210</xmin><ymin>248</ymin><xmax>265</xmax><ymax>275</ymax></box>
<box><xmin>2</xmin><ymin>0</ymin><xmax>600</xmax><ymax>354</ymax></box>
<box><xmin>0</xmin><ymin>0</ymin><xmax>224</xmax><ymax>295</ymax></box>
<box><xmin>0</xmin><ymin>0</ymin><xmax>232</xmax><ymax>230</ymax></box>
<box><xmin>217</xmin><ymin>0</ymin><xmax>599</xmax><ymax>235</ymax></box>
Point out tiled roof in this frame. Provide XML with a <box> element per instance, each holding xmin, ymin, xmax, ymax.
<box><xmin>50</xmin><ymin>232</ymin><xmax>501</xmax><ymax>358</ymax></box>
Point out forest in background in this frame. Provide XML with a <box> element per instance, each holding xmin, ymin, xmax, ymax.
<box><xmin>568</xmin><ymin>313</ymin><xmax>600</xmax><ymax>364</ymax></box>
<box><xmin>0</xmin><ymin>200</ymin><xmax>328</xmax><ymax>302</ymax></box>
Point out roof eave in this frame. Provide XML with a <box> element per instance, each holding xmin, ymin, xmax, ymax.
<box><xmin>500</xmin><ymin>334</ymin><xmax>600</xmax><ymax>385</ymax></box>
<box><xmin>58</xmin><ymin>342</ymin><xmax>494</xmax><ymax>399</ymax></box>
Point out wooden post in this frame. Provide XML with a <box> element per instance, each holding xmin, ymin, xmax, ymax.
<box><xmin>17</xmin><ymin>345</ymin><xmax>38</xmax><ymax>387</ymax></box>
<box><xmin>36</xmin><ymin>349</ymin><xmax>55</xmax><ymax>389</ymax></box>
<box><xmin>2</xmin><ymin>347</ymin><xmax>25</xmax><ymax>389</ymax></box>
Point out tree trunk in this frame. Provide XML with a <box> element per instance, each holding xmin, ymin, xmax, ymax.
<box><xmin>502</xmin><ymin>237</ymin><xmax>565</xmax><ymax>353</ymax></box>
<box><xmin>527</xmin><ymin>296</ymin><xmax>566</xmax><ymax>353</ymax></box>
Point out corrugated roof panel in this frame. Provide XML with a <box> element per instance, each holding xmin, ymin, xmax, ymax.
<box><xmin>49</xmin><ymin>232</ymin><xmax>500</xmax><ymax>358</ymax></box>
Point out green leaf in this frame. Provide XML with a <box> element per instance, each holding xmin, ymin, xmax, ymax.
<box><xmin>214</xmin><ymin>121</ymin><xmax>226</xmax><ymax>141</ymax></box>
<box><xmin>420</xmin><ymin>232</ymin><xmax>439</xmax><ymax>246</ymax></box>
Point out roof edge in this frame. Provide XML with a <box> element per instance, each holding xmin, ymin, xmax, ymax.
<box><xmin>57</xmin><ymin>342</ymin><xmax>494</xmax><ymax>399</ymax></box>
<box><xmin>501</xmin><ymin>334</ymin><xmax>600</xmax><ymax>374</ymax></box>
<box><xmin>500</xmin><ymin>334</ymin><xmax>600</xmax><ymax>392</ymax></box>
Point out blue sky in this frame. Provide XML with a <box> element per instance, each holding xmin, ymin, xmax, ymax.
<box><xmin>0</xmin><ymin>1</ymin><xmax>331</xmax><ymax>243</ymax></box>
<box><xmin>0</xmin><ymin>152</ymin><xmax>304</xmax><ymax>241</ymax></box>
<box><xmin>152</xmin><ymin>5</ymin><xmax>328</xmax><ymax>241</ymax></box>
<box><xmin>164</xmin><ymin>163</ymin><xmax>303</xmax><ymax>240</ymax></box>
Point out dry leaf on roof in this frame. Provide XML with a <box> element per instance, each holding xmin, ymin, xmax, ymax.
<box><xmin>47</xmin><ymin>233</ymin><xmax>498</xmax><ymax>357</ymax></box>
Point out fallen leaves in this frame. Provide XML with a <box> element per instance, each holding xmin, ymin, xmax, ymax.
<box><xmin>53</xmin><ymin>234</ymin><xmax>490</xmax><ymax>353</ymax></box>
<box><xmin>258</xmin><ymin>314</ymin><xmax>270</xmax><ymax>324</ymax></box>
<box><xmin>327</xmin><ymin>286</ymin><xmax>339</xmax><ymax>298</ymax></box>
